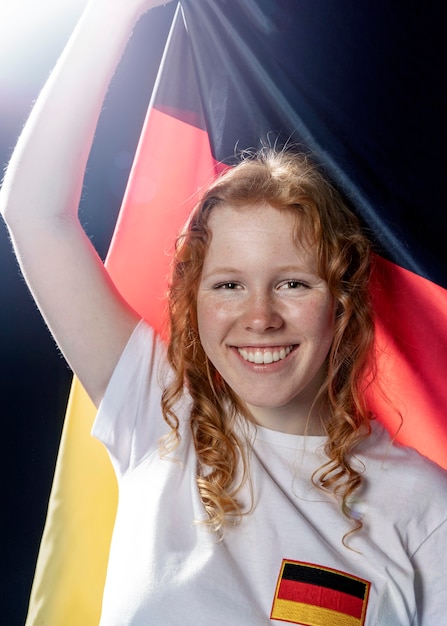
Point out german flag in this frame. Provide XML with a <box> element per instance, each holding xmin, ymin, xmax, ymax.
<box><xmin>271</xmin><ymin>560</ymin><xmax>370</xmax><ymax>626</ymax></box>
<box><xmin>26</xmin><ymin>1</ymin><xmax>446</xmax><ymax>624</ymax></box>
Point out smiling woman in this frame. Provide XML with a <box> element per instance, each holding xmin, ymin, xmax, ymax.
<box><xmin>163</xmin><ymin>149</ymin><xmax>374</xmax><ymax>540</ymax></box>
<box><xmin>1</xmin><ymin>0</ymin><xmax>447</xmax><ymax>624</ymax></box>
<box><xmin>197</xmin><ymin>203</ymin><xmax>335</xmax><ymax>435</ymax></box>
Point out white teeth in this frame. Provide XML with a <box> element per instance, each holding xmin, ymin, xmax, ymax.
<box><xmin>238</xmin><ymin>346</ymin><xmax>293</xmax><ymax>364</ymax></box>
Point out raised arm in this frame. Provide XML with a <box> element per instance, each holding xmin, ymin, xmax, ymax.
<box><xmin>0</xmin><ymin>0</ymin><xmax>173</xmax><ymax>406</ymax></box>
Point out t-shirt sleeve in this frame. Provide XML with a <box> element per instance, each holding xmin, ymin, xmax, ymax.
<box><xmin>91</xmin><ymin>320</ymin><xmax>171</xmax><ymax>479</ymax></box>
<box><xmin>412</xmin><ymin>517</ymin><xmax>447</xmax><ymax>624</ymax></box>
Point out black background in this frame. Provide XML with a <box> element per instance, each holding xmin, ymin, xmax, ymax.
<box><xmin>0</xmin><ymin>3</ymin><xmax>176</xmax><ymax>623</ymax></box>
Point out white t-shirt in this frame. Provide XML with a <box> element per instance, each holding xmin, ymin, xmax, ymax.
<box><xmin>93</xmin><ymin>321</ymin><xmax>447</xmax><ymax>625</ymax></box>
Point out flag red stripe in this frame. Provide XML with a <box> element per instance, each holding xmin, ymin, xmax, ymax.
<box><xmin>105</xmin><ymin>107</ymin><xmax>225</xmax><ymax>335</ymax></box>
<box><xmin>277</xmin><ymin>579</ymin><xmax>364</xmax><ymax>619</ymax></box>
<box><xmin>367</xmin><ymin>256</ymin><xmax>447</xmax><ymax>468</ymax></box>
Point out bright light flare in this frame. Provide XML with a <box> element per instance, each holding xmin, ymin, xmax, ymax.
<box><xmin>0</xmin><ymin>0</ymin><xmax>88</xmax><ymax>82</ymax></box>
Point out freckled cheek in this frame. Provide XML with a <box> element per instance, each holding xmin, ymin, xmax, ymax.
<box><xmin>198</xmin><ymin>296</ymin><xmax>240</xmax><ymax>323</ymax></box>
<box><xmin>196</xmin><ymin>297</ymin><xmax>238</xmax><ymax>348</ymax></box>
<box><xmin>301</xmin><ymin>297</ymin><xmax>336</xmax><ymax>343</ymax></box>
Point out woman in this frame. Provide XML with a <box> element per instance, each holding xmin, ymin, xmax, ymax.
<box><xmin>1</xmin><ymin>1</ymin><xmax>446</xmax><ymax>624</ymax></box>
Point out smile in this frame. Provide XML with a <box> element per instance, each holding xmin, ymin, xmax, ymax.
<box><xmin>237</xmin><ymin>346</ymin><xmax>294</xmax><ymax>365</ymax></box>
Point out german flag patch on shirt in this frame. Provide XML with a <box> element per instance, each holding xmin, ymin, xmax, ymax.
<box><xmin>271</xmin><ymin>559</ymin><xmax>370</xmax><ymax>625</ymax></box>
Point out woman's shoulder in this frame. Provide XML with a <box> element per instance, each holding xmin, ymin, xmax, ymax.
<box><xmin>92</xmin><ymin>319</ymin><xmax>181</xmax><ymax>476</ymax></box>
<box><xmin>356</xmin><ymin>422</ymin><xmax>447</xmax><ymax>526</ymax></box>
<box><xmin>351</xmin><ymin>422</ymin><xmax>447</xmax><ymax>557</ymax></box>
<box><xmin>361</xmin><ymin>421</ymin><xmax>447</xmax><ymax>479</ymax></box>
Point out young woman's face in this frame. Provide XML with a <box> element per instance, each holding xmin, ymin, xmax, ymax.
<box><xmin>197</xmin><ymin>203</ymin><xmax>335</xmax><ymax>434</ymax></box>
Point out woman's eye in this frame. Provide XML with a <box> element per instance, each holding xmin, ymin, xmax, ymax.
<box><xmin>280</xmin><ymin>280</ymin><xmax>308</xmax><ymax>289</ymax></box>
<box><xmin>215</xmin><ymin>282</ymin><xmax>240</xmax><ymax>290</ymax></box>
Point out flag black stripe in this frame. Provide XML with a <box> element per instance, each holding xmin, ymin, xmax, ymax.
<box><xmin>282</xmin><ymin>563</ymin><xmax>367</xmax><ymax>600</ymax></box>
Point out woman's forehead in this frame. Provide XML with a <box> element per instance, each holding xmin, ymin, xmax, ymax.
<box><xmin>204</xmin><ymin>203</ymin><xmax>319</xmax><ymax>269</ymax></box>
<box><xmin>206</xmin><ymin>202</ymin><xmax>317</xmax><ymax>247</ymax></box>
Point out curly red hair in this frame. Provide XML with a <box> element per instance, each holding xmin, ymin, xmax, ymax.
<box><xmin>161</xmin><ymin>149</ymin><xmax>374</xmax><ymax>536</ymax></box>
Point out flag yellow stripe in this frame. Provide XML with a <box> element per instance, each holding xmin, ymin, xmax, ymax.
<box><xmin>26</xmin><ymin>380</ymin><xmax>117</xmax><ymax>625</ymax></box>
<box><xmin>271</xmin><ymin>598</ymin><xmax>363</xmax><ymax>626</ymax></box>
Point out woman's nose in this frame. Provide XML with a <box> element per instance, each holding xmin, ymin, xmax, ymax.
<box><xmin>242</xmin><ymin>293</ymin><xmax>283</xmax><ymax>333</ymax></box>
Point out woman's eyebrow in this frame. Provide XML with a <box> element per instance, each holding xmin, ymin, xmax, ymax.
<box><xmin>202</xmin><ymin>265</ymin><xmax>317</xmax><ymax>277</ymax></box>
